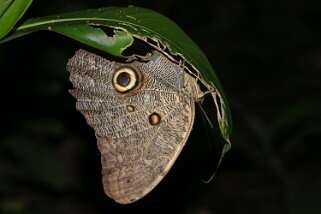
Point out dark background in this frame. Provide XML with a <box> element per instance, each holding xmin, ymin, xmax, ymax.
<box><xmin>1</xmin><ymin>0</ymin><xmax>321</xmax><ymax>213</ymax></box>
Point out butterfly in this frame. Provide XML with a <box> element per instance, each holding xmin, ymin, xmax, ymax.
<box><xmin>67</xmin><ymin>49</ymin><xmax>204</xmax><ymax>204</ymax></box>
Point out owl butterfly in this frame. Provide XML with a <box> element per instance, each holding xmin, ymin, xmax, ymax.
<box><xmin>67</xmin><ymin>49</ymin><xmax>205</xmax><ymax>204</ymax></box>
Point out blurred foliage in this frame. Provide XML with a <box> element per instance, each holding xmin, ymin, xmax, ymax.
<box><xmin>0</xmin><ymin>0</ymin><xmax>321</xmax><ymax>214</ymax></box>
<box><xmin>0</xmin><ymin>0</ymin><xmax>33</xmax><ymax>39</ymax></box>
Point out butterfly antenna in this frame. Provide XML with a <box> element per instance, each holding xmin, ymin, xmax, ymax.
<box><xmin>197</xmin><ymin>102</ymin><xmax>214</xmax><ymax>152</ymax></box>
<box><xmin>197</xmin><ymin>102</ymin><xmax>218</xmax><ymax>181</ymax></box>
<box><xmin>197</xmin><ymin>102</ymin><xmax>214</xmax><ymax>129</ymax></box>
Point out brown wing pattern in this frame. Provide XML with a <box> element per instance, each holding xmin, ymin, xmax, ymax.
<box><xmin>67</xmin><ymin>49</ymin><xmax>199</xmax><ymax>204</ymax></box>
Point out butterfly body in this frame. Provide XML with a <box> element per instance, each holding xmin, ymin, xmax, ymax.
<box><xmin>67</xmin><ymin>49</ymin><xmax>204</xmax><ymax>204</ymax></box>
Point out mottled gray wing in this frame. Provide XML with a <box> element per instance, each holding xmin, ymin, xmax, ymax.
<box><xmin>67</xmin><ymin>49</ymin><xmax>199</xmax><ymax>204</ymax></box>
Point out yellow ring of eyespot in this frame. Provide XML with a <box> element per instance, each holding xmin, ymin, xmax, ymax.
<box><xmin>112</xmin><ymin>66</ymin><xmax>139</xmax><ymax>93</ymax></box>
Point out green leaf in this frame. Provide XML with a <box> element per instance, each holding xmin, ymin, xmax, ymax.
<box><xmin>0</xmin><ymin>0</ymin><xmax>14</xmax><ymax>16</ymax></box>
<box><xmin>52</xmin><ymin>23</ymin><xmax>133</xmax><ymax>57</ymax></box>
<box><xmin>1</xmin><ymin>6</ymin><xmax>232</xmax><ymax>143</ymax></box>
<box><xmin>0</xmin><ymin>0</ymin><xmax>33</xmax><ymax>39</ymax></box>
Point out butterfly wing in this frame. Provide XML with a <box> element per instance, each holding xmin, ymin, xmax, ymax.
<box><xmin>67</xmin><ymin>49</ymin><xmax>199</xmax><ymax>204</ymax></box>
